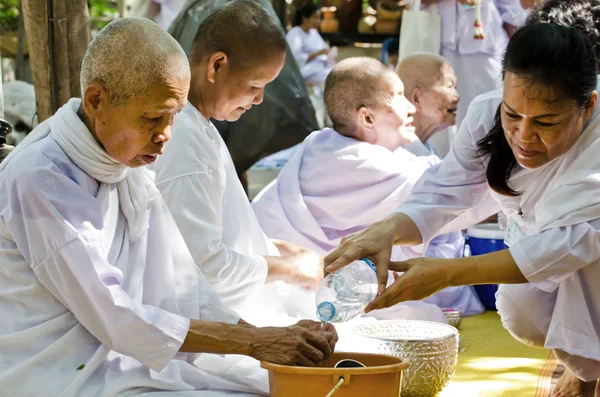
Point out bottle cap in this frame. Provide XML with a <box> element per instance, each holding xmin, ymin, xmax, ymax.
<box><xmin>316</xmin><ymin>301</ymin><xmax>336</xmax><ymax>322</ymax></box>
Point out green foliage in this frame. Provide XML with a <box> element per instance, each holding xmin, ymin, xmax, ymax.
<box><xmin>89</xmin><ymin>0</ymin><xmax>119</xmax><ymax>31</ymax></box>
<box><xmin>0</xmin><ymin>0</ymin><xmax>20</xmax><ymax>33</ymax></box>
<box><xmin>0</xmin><ymin>0</ymin><xmax>120</xmax><ymax>33</ymax></box>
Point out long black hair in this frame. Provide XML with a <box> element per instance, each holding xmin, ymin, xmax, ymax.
<box><xmin>293</xmin><ymin>4</ymin><xmax>319</xmax><ymax>27</ymax></box>
<box><xmin>476</xmin><ymin>23</ymin><xmax>598</xmax><ymax>196</ymax></box>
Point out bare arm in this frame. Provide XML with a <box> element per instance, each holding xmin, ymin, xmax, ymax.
<box><xmin>180</xmin><ymin>320</ymin><xmax>339</xmax><ymax>367</ymax></box>
<box><xmin>307</xmin><ymin>48</ymin><xmax>329</xmax><ymax>62</ymax></box>
<box><xmin>365</xmin><ymin>249</ymin><xmax>527</xmax><ymax>312</ymax></box>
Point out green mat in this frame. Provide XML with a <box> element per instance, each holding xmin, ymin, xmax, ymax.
<box><xmin>439</xmin><ymin>312</ymin><xmax>551</xmax><ymax>397</ymax></box>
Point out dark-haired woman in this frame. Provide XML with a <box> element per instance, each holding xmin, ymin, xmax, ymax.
<box><xmin>325</xmin><ymin>23</ymin><xmax>600</xmax><ymax>394</ymax></box>
<box><xmin>286</xmin><ymin>4</ymin><xmax>337</xmax><ymax>86</ymax></box>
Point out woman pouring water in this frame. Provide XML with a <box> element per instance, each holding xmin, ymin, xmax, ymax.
<box><xmin>325</xmin><ymin>23</ymin><xmax>600</xmax><ymax>396</ymax></box>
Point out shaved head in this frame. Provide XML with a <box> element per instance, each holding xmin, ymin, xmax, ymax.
<box><xmin>397</xmin><ymin>53</ymin><xmax>448</xmax><ymax>98</ymax></box>
<box><xmin>189</xmin><ymin>0</ymin><xmax>286</xmax><ymax>69</ymax></box>
<box><xmin>397</xmin><ymin>53</ymin><xmax>459</xmax><ymax>141</ymax></box>
<box><xmin>80</xmin><ymin>17</ymin><xmax>189</xmax><ymax>106</ymax></box>
<box><xmin>324</xmin><ymin>57</ymin><xmax>399</xmax><ymax>136</ymax></box>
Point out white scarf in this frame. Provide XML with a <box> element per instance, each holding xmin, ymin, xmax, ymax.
<box><xmin>2</xmin><ymin>99</ymin><xmax>158</xmax><ymax>244</ymax></box>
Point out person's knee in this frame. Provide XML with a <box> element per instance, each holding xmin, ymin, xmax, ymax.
<box><xmin>496</xmin><ymin>287</ymin><xmax>546</xmax><ymax>348</ymax></box>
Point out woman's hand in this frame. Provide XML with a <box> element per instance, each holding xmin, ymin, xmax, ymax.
<box><xmin>365</xmin><ymin>249</ymin><xmax>528</xmax><ymax>312</ymax></box>
<box><xmin>324</xmin><ymin>213</ymin><xmax>422</xmax><ymax>294</ymax></box>
<box><xmin>365</xmin><ymin>258</ymin><xmax>453</xmax><ymax>312</ymax></box>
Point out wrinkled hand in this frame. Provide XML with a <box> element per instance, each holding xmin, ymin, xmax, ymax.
<box><xmin>273</xmin><ymin>240</ymin><xmax>324</xmax><ymax>290</ymax></box>
<box><xmin>251</xmin><ymin>325</ymin><xmax>333</xmax><ymax>366</ymax></box>
<box><xmin>295</xmin><ymin>320</ymin><xmax>338</xmax><ymax>352</ymax></box>
<box><xmin>365</xmin><ymin>258</ymin><xmax>452</xmax><ymax>312</ymax></box>
<box><xmin>324</xmin><ymin>217</ymin><xmax>399</xmax><ymax>294</ymax></box>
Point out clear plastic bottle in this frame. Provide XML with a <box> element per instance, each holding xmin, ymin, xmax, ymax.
<box><xmin>315</xmin><ymin>258</ymin><xmax>378</xmax><ymax>323</ymax></box>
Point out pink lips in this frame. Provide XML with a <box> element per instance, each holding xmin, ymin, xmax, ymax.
<box><xmin>141</xmin><ymin>154</ymin><xmax>157</xmax><ymax>164</ymax></box>
<box><xmin>516</xmin><ymin>145</ymin><xmax>538</xmax><ymax>158</ymax></box>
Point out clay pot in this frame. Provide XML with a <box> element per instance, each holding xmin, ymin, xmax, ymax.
<box><xmin>374</xmin><ymin>19</ymin><xmax>400</xmax><ymax>34</ymax></box>
<box><xmin>358</xmin><ymin>14</ymin><xmax>377</xmax><ymax>34</ymax></box>
<box><xmin>336</xmin><ymin>0</ymin><xmax>363</xmax><ymax>34</ymax></box>
<box><xmin>377</xmin><ymin>2</ymin><xmax>404</xmax><ymax>21</ymax></box>
<box><xmin>320</xmin><ymin>6</ymin><xmax>340</xmax><ymax>33</ymax></box>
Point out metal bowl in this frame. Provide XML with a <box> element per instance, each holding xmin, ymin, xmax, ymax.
<box><xmin>353</xmin><ymin>320</ymin><xmax>458</xmax><ymax>397</ymax></box>
<box><xmin>442</xmin><ymin>308</ymin><xmax>463</xmax><ymax>329</ymax></box>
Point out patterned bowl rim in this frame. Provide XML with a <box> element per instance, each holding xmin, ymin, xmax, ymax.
<box><xmin>352</xmin><ymin>319</ymin><xmax>459</xmax><ymax>342</ymax></box>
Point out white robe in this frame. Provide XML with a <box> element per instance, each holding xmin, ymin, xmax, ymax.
<box><xmin>0</xmin><ymin>99</ymin><xmax>265</xmax><ymax>397</ymax></box>
<box><xmin>286</xmin><ymin>26</ymin><xmax>331</xmax><ymax>85</ymax></box>
<box><xmin>436</xmin><ymin>0</ymin><xmax>527</xmax><ymax>127</ymax></box>
<box><xmin>252</xmin><ymin>128</ymin><xmax>484</xmax><ymax>317</ymax></box>
<box><xmin>396</xmin><ymin>86</ymin><xmax>600</xmax><ymax>379</ymax></box>
<box><xmin>153</xmin><ymin>0</ymin><xmax>186</xmax><ymax>30</ymax></box>
<box><xmin>152</xmin><ymin>103</ymin><xmax>288</xmax><ymax>322</ymax></box>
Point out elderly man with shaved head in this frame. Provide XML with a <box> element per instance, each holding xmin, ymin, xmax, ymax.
<box><xmin>397</xmin><ymin>53</ymin><xmax>460</xmax><ymax>156</ymax></box>
<box><xmin>252</xmin><ymin>57</ymin><xmax>484</xmax><ymax>320</ymax></box>
<box><xmin>0</xmin><ymin>17</ymin><xmax>336</xmax><ymax>397</ymax></box>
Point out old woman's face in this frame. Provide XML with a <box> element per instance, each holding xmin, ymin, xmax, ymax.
<box><xmin>502</xmin><ymin>72</ymin><xmax>597</xmax><ymax>169</ymax></box>
<box><xmin>83</xmin><ymin>76</ymin><xmax>189</xmax><ymax>168</ymax></box>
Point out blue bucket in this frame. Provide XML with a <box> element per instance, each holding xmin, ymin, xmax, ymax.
<box><xmin>466</xmin><ymin>223</ymin><xmax>507</xmax><ymax>311</ymax></box>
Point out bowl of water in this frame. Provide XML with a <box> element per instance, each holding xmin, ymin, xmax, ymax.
<box><xmin>353</xmin><ymin>320</ymin><xmax>458</xmax><ymax>397</ymax></box>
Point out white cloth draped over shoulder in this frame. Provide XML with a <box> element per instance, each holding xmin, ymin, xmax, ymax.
<box><xmin>252</xmin><ymin>128</ymin><xmax>484</xmax><ymax>317</ymax></box>
<box><xmin>152</xmin><ymin>103</ymin><xmax>278</xmax><ymax>318</ymax></box>
<box><xmin>0</xmin><ymin>99</ymin><xmax>265</xmax><ymax>396</ymax></box>
<box><xmin>397</xmin><ymin>84</ymin><xmax>600</xmax><ymax>363</ymax></box>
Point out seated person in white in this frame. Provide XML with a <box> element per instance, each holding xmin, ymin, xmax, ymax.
<box><xmin>252</xmin><ymin>57</ymin><xmax>483</xmax><ymax>318</ymax></box>
<box><xmin>151</xmin><ymin>0</ymin><xmax>326</xmax><ymax>324</ymax></box>
<box><xmin>286</xmin><ymin>3</ymin><xmax>337</xmax><ymax>88</ymax></box>
<box><xmin>0</xmin><ymin>17</ymin><xmax>336</xmax><ymax>397</ymax></box>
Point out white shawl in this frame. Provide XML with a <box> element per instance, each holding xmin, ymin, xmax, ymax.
<box><xmin>0</xmin><ymin>98</ymin><xmax>202</xmax><ymax>320</ymax></box>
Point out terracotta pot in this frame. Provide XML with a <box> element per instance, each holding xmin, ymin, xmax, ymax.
<box><xmin>320</xmin><ymin>6</ymin><xmax>340</xmax><ymax>33</ymax></box>
<box><xmin>377</xmin><ymin>2</ymin><xmax>404</xmax><ymax>20</ymax></box>
<box><xmin>336</xmin><ymin>0</ymin><xmax>363</xmax><ymax>34</ymax></box>
<box><xmin>375</xmin><ymin>19</ymin><xmax>400</xmax><ymax>34</ymax></box>
<box><xmin>358</xmin><ymin>15</ymin><xmax>377</xmax><ymax>34</ymax></box>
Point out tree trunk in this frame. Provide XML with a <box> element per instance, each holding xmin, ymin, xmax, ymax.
<box><xmin>21</xmin><ymin>0</ymin><xmax>90</xmax><ymax>122</ymax></box>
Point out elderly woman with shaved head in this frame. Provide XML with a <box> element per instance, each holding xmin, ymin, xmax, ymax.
<box><xmin>0</xmin><ymin>17</ymin><xmax>335</xmax><ymax>397</ymax></box>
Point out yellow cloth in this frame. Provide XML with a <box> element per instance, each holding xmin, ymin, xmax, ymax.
<box><xmin>440</xmin><ymin>312</ymin><xmax>551</xmax><ymax>397</ymax></box>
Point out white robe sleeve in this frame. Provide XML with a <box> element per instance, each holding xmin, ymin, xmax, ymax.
<box><xmin>7</xmin><ymin>165</ymin><xmax>190</xmax><ymax>373</ymax></box>
<box><xmin>156</xmin><ymin>173</ymin><xmax>268</xmax><ymax>312</ymax></box>
<box><xmin>286</xmin><ymin>28</ymin><xmax>309</xmax><ymax>70</ymax></box>
<box><xmin>396</xmin><ymin>102</ymin><xmax>501</xmax><ymax>245</ymax></box>
<box><xmin>509</xmin><ymin>220</ymin><xmax>600</xmax><ymax>291</ymax></box>
<box><xmin>494</xmin><ymin>0</ymin><xmax>527</xmax><ymax>27</ymax></box>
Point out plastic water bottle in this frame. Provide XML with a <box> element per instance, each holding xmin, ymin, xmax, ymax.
<box><xmin>315</xmin><ymin>258</ymin><xmax>378</xmax><ymax>323</ymax></box>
